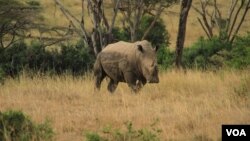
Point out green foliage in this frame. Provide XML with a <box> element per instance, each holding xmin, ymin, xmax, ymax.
<box><xmin>0</xmin><ymin>41</ymin><xmax>28</xmax><ymax>77</ymax></box>
<box><xmin>0</xmin><ymin>67</ymin><xmax>5</xmax><ymax>84</ymax></box>
<box><xmin>157</xmin><ymin>46</ymin><xmax>174</xmax><ymax>69</ymax></box>
<box><xmin>0</xmin><ymin>40</ymin><xmax>95</xmax><ymax>79</ymax></box>
<box><xmin>182</xmin><ymin>37</ymin><xmax>232</xmax><ymax>69</ymax></box>
<box><xmin>26</xmin><ymin>0</ymin><xmax>40</xmax><ymax>6</ymax></box>
<box><xmin>137</xmin><ymin>15</ymin><xmax>170</xmax><ymax>47</ymax></box>
<box><xmin>59</xmin><ymin>41</ymin><xmax>94</xmax><ymax>75</ymax></box>
<box><xmin>84</xmin><ymin>121</ymin><xmax>161</xmax><ymax>141</ymax></box>
<box><xmin>227</xmin><ymin>46</ymin><xmax>250</xmax><ymax>69</ymax></box>
<box><xmin>181</xmin><ymin>32</ymin><xmax>250</xmax><ymax>69</ymax></box>
<box><xmin>0</xmin><ymin>0</ymin><xmax>41</xmax><ymax>48</ymax></box>
<box><xmin>85</xmin><ymin>132</ymin><xmax>103</xmax><ymax>141</ymax></box>
<box><xmin>113</xmin><ymin>15</ymin><xmax>170</xmax><ymax>47</ymax></box>
<box><xmin>227</xmin><ymin>33</ymin><xmax>250</xmax><ymax>69</ymax></box>
<box><xmin>112</xmin><ymin>27</ymin><xmax>130</xmax><ymax>42</ymax></box>
<box><xmin>0</xmin><ymin>110</ymin><xmax>54</xmax><ymax>141</ymax></box>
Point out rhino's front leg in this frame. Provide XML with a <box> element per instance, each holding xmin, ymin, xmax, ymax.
<box><xmin>124</xmin><ymin>72</ymin><xmax>141</xmax><ymax>93</ymax></box>
<box><xmin>107</xmin><ymin>79</ymin><xmax>118</xmax><ymax>93</ymax></box>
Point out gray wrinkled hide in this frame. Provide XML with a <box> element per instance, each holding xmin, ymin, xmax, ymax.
<box><xmin>94</xmin><ymin>40</ymin><xmax>159</xmax><ymax>93</ymax></box>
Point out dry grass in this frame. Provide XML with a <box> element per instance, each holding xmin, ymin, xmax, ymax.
<box><xmin>0</xmin><ymin>70</ymin><xmax>249</xmax><ymax>141</ymax></box>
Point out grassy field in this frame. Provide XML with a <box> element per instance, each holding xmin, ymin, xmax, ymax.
<box><xmin>0</xmin><ymin>70</ymin><xmax>249</xmax><ymax>141</ymax></box>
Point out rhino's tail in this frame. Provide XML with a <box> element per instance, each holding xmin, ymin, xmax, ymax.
<box><xmin>94</xmin><ymin>54</ymin><xmax>102</xmax><ymax>76</ymax></box>
<box><xmin>94</xmin><ymin>54</ymin><xmax>106</xmax><ymax>90</ymax></box>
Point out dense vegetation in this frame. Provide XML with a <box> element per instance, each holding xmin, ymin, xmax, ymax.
<box><xmin>0</xmin><ymin>110</ymin><xmax>54</xmax><ymax>141</ymax></box>
<box><xmin>0</xmin><ymin>31</ymin><xmax>249</xmax><ymax>83</ymax></box>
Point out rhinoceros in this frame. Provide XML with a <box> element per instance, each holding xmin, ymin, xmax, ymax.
<box><xmin>94</xmin><ymin>40</ymin><xmax>159</xmax><ymax>93</ymax></box>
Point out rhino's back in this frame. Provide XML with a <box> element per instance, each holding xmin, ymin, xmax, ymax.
<box><xmin>101</xmin><ymin>41</ymin><xmax>136</xmax><ymax>55</ymax></box>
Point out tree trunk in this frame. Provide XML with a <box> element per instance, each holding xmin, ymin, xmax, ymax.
<box><xmin>175</xmin><ymin>0</ymin><xmax>192</xmax><ymax>68</ymax></box>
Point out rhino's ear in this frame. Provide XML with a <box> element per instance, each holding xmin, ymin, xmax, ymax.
<box><xmin>154</xmin><ymin>45</ymin><xmax>159</xmax><ymax>52</ymax></box>
<box><xmin>137</xmin><ymin>45</ymin><xmax>143</xmax><ymax>52</ymax></box>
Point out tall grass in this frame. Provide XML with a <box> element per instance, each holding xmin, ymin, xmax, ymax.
<box><xmin>0</xmin><ymin>70</ymin><xmax>249</xmax><ymax>141</ymax></box>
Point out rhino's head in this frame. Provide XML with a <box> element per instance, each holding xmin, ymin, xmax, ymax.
<box><xmin>136</xmin><ymin>42</ymin><xmax>159</xmax><ymax>83</ymax></box>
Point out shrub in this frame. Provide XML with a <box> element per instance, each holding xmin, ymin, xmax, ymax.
<box><xmin>113</xmin><ymin>15</ymin><xmax>170</xmax><ymax>47</ymax></box>
<box><xmin>112</xmin><ymin>27</ymin><xmax>130</xmax><ymax>42</ymax></box>
<box><xmin>182</xmin><ymin>37</ymin><xmax>232</xmax><ymax>69</ymax></box>
<box><xmin>59</xmin><ymin>41</ymin><xmax>94</xmax><ymax>75</ymax></box>
<box><xmin>0</xmin><ymin>67</ymin><xmax>5</xmax><ymax>84</ymax></box>
<box><xmin>0</xmin><ymin>41</ymin><xmax>28</xmax><ymax>77</ymax></box>
<box><xmin>182</xmin><ymin>33</ymin><xmax>250</xmax><ymax>70</ymax></box>
<box><xmin>137</xmin><ymin>15</ymin><xmax>170</xmax><ymax>47</ymax></box>
<box><xmin>227</xmin><ymin>32</ymin><xmax>250</xmax><ymax>69</ymax></box>
<box><xmin>26</xmin><ymin>41</ymin><xmax>54</xmax><ymax>73</ymax></box>
<box><xmin>0</xmin><ymin>39</ymin><xmax>95</xmax><ymax>78</ymax></box>
<box><xmin>26</xmin><ymin>0</ymin><xmax>40</xmax><ymax>6</ymax></box>
<box><xmin>0</xmin><ymin>110</ymin><xmax>54</xmax><ymax>141</ymax></box>
<box><xmin>157</xmin><ymin>46</ymin><xmax>174</xmax><ymax>69</ymax></box>
<box><xmin>85</xmin><ymin>132</ymin><xmax>103</xmax><ymax>141</ymax></box>
<box><xmin>84</xmin><ymin>121</ymin><xmax>161</xmax><ymax>141</ymax></box>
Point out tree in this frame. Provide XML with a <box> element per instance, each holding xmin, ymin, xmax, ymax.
<box><xmin>54</xmin><ymin>0</ymin><xmax>177</xmax><ymax>57</ymax></box>
<box><xmin>118</xmin><ymin>0</ymin><xmax>177</xmax><ymax>41</ymax></box>
<box><xmin>0</xmin><ymin>0</ymin><xmax>72</xmax><ymax>49</ymax></box>
<box><xmin>193</xmin><ymin>0</ymin><xmax>250</xmax><ymax>43</ymax></box>
<box><xmin>0</xmin><ymin>0</ymin><xmax>40</xmax><ymax>48</ymax></box>
<box><xmin>54</xmin><ymin>0</ymin><xmax>121</xmax><ymax>56</ymax></box>
<box><xmin>175</xmin><ymin>0</ymin><xmax>192</xmax><ymax>68</ymax></box>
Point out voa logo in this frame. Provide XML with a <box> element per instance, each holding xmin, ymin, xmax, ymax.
<box><xmin>226</xmin><ymin>129</ymin><xmax>246</xmax><ymax>136</ymax></box>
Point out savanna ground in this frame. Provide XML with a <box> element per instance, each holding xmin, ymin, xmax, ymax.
<box><xmin>0</xmin><ymin>70</ymin><xmax>249</xmax><ymax>141</ymax></box>
<box><xmin>1</xmin><ymin>0</ymin><xmax>250</xmax><ymax>140</ymax></box>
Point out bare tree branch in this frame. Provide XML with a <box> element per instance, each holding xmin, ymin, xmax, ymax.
<box><xmin>230</xmin><ymin>0</ymin><xmax>250</xmax><ymax>43</ymax></box>
<box><xmin>197</xmin><ymin>17</ymin><xmax>211</xmax><ymax>39</ymax></box>
<box><xmin>225</xmin><ymin>0</ymin><xmax>238</xmax><ymax>33</ymax></box>
<box><xmin>109</xmin><ymin>0</ymin><xmax>120</xmax><ymax>34</ymax></box>
<box><xmin>54</xmin><ymin>0</ymin><xmax>89</xmax><ymax>46</ymax></box>
<box><xmin>141</xmin><ymin>5</ymin><xmax>164</xmax><ymax>40</ymax></box>
<box><xmin>228</xmin><ymin>0</ymin><xmax>245</xmax><ymax>39</ymax></box>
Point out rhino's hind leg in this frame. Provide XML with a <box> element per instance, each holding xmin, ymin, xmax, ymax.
<box><xmin>107</xmin><ymin>79</ymin><xmax>118</xmax><ymax>93</ymax></box>
<box><xmin>95</xmin><ymin>70</ymin><xmax>106</xmax><ymax>91</ymax></box>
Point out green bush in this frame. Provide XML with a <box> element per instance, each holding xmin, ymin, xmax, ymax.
<box><xmin>227</xmin><ymin>33</ymin><xmax>250</xmax><ymax>69</ymax></box>
<box><xmin>113</xmin><ymin>15</ymin><xmax>170</xmax><ymax>47</ymax></box>
<box><xmin>59</xmin><ymin>41</ymin><xmax>94</xmax><ymax>75</ymax></box>
<box><xmin>0</xmin><ymin>41</ymin><xmax>28</xmax><ymax>77</ymax></box>
<box><xmin>0</xmin><ymin>110</ymin><xmax>54</xmax><ymax>141</ymax></box>
<box><xmin>0</xmin><ymin>39</ymin><xmax>95</xmax><ymax>78</ymax></box>
<box><xmin>157</xmin><ymin>46</ymin><xmax>174</xmax><ymax>69</ymax></box>
<box><xmin>85</xmin><ymin>132</ymin><xmax>103</xmax><ymax>141</ymax></box>
<box><xmin>26</xmin><ymin>41</ymin><xmax>54</xmax><ymax>73</ymax></box>
<box><xmin>137</xmin><ymin>15</ymin><xmax>170</xmax><ymax>47</ymax></box>
<box><xmin>0</xmin><ymin>67</ymin><xmax>5</xmax><ymax>84</ymax></box>
<box><xmin>181</xmin><ymin>33</ymin><xmax>250</xmax><ymax>69</ymax></box>
<box><xmin>26</xmin><ymin>0</ymin><xmax>40</xmax><ymax>6</ymax></box>
<box><xmin>182</xmin><ymin>37</ymin><xmax>232</xmax><ymax>69</ymax></box>
<box><xmin>85</xmin><ymin>121</ymin><xmax>161</xmax><ymax>141</ymax></box>
<box><xmin>112</xmin><ymin>27</ymin><xmax>130</xmax><ymax>42</ymax></box>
